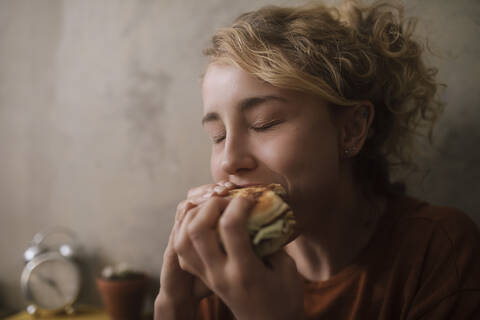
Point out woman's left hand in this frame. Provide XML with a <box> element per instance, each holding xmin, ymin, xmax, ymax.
<box><xmin>173</xmin><ymin>194</ymin><xmax>305</xmax><ymax>320</ymax></box>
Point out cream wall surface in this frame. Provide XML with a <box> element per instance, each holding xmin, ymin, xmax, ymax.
<box><xmin>0</xmin><ymin>0</ymin><xmax>479</xmax><ymax>312</ymax></box>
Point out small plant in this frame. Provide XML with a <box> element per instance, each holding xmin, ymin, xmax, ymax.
<box><xmin>96</xmin><ymin>263</ymin><xmax>149</xmax><ymax>318</ymax></box>
<box><xmin>101</xmin><ymin>262</ymin><xmax>144</xmax><ymax>280</ymax></box>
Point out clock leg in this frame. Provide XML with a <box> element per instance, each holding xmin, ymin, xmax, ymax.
<box><xmin>65</xmin><ymin>305</ymin><xmax>75</xmax><ymax>315</ymax></box>
<box><xmin>26</xmin><ymin>304</ymin><xmax>38</xmax><ymax>316</ymax></box>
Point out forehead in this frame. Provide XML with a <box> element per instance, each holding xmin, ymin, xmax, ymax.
<box><xmin>202</xmin><ymin>62</ymin><xmax>264</xmax><ymax>90</ymax></box>
<box><xmin>201</xmin><ymin>63</ymin><xmax>335</xmax><ymax>127</ymax></box>
<box><xmin>202</xmin><ymin>63</ymin><xmax>283</xmax><ymax>110</ymax></box>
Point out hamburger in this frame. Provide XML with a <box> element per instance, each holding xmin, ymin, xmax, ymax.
<box><xmin>219</xmin><ymin>183</ymin><xmax>297</xmax><ymax>257</ymax></box>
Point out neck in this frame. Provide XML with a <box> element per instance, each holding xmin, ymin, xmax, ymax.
<box><xmin>286</xmin><ymin>179</ymin><xmax>386</xmax><ymax>282</ymax></box>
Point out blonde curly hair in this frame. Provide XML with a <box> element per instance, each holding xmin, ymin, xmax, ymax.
<box><xmin>204</xmin><ymin>0</ymin><xmax>444</xmax><ymax>196</ymax></box>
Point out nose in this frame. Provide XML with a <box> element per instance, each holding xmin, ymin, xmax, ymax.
<box><xmin>221</xmin><ymin>134</ymin><xmax>256</xmax><ymax>174</ymax></box>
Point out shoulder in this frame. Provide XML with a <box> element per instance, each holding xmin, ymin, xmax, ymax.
<box><xmin>387</xmin><ymin>194</ymin><xmax>479</xmax><ymax>239</ymax></box>
<box><xmin>398</xmin><ymin>197</ymin><xmax>480</xmax><ymax>257</ymax></box>
<box><xmin>408</xmin><ymin>198</ymin><xmax>478</xmax><ymax>231</ymax></box>
<box><xmin>197</xmin><ymin>295</ymin><xmax>235</xmax><ymax>320</ymax></box>
<box><xmin>379</xmin><ymin>196</ymin><xmax>480</xmax><ymax>317</ymax></box>
<box><xmin>388</xmin><ymin>195</ymin><xmax>480</xmax><ymax>289</ymax></box>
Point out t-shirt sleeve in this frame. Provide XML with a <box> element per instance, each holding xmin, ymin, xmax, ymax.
<box><xmin>195</xmin><ymin>295</ymin><xmax>236</xmax><ymax>320</ymax></box>
<box><xmin>406</xmin><ymin>208</ymin><xmax>480</xmax><ymax>319</ymax></box>
<box><xmin>415</xmin><ymin>290</ymin><xmax>480</xmax><ymax>319</ymax></box>
<box><xmin>195</xmin><ymin>296</ymin><xmax>213</xmax><ymax>320</ymax></box>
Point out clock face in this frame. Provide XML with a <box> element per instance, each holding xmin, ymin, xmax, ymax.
<box><xmin>25</xmin><ymin>254</ymin><xmax>81</xmax><ymax>310</ymax></box>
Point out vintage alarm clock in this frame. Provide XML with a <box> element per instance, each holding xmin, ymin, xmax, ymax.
<box><xmin>21</xmin><ymin>226</ymin><xmax>82</xmax><ymax>316</ymax></box>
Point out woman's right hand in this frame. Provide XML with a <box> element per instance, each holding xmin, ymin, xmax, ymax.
<box><xmin>155</xmin><ymin>180</ymin><xmax>237</xmax><ymax>318</ymax></box>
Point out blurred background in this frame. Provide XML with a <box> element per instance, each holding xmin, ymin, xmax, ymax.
<box><xmin>0</xmin><ymin>0</ymin><xmax>479</xmax><ymax>315</ymax></box>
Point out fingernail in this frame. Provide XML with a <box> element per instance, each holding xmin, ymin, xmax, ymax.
<box><xmin>214</xmin><ymin>185</ymin><xmax>226</xmax><ymax>194</ymax></box>
<box><xmin>223</xmin><ymin>181</ymin><xmax>235</xmax><ymax>188</ymax></box>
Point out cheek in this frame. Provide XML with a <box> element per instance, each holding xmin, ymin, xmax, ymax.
<box><xmin>261</xmin><ymin>124</ymin><xmax>340</xmax><ymax>205</ymax></box>
<box><xmin>262</xmin><ymin>125</ymin><xmax>338</xmax><ymax>176</ymax></box>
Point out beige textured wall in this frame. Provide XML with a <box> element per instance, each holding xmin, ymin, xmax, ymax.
<box><xmin>0</xmin><ymin>0</ymin><xmax>479</xmax><ymax>313</ymax></box>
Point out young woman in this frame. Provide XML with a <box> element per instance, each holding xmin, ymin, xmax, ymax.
<box><xmin>155</xmin><ymin>1</ymin><xmax>480</xmax><ymax>319</ymax></box>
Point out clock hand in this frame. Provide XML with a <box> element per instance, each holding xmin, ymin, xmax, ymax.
<box><xmin>36</xmin><ymin>274</ymin><xmax>63</xmax><ymax>297</ymax></box>
<box><xmin>50</xmin><ymin>282</ymin><xmax>63</xmax><ymax>298</ymax></box>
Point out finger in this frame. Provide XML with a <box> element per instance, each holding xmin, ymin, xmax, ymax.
<box><xmin>219</xmin><ymin>180</ymin><xmax>237</xmax><ymax>189</ymax></box>
<box><xmin>189</xmin><ymin>197</ymin><xmax>230</xmax><ymax>270</ymax></box>
<box><xmin>195</xmin><ymin>185</ymin><xmax>230</xmax><ymax>201</ymax></box>
<box><xmin>175</xmin><ymin>200</ymin><xmax>197</xmax><ymax>223</ymax></box>
<box><xmin>176</xmin><ymin>182</ymin><xmax>239</xmax><ymax>228</ymax></box>
<box><xmin>215</xmin><ymin>179</ymin><xmax>238</xmax><ymax>190</ymax></box>
<box><xmin>187</xmin><ymin>184</ymin><xmax>217</xmax><ymax>198</ymax></box>
<box><xmin>214</xmin><ymin>180</ymin><xmax>240</xmax><ymax>195</ymax></box>
<box><xmin>184</xmin><ymin>186</ymin><xmax>230</xmax><ymax>209</ymax></box>
<box><xmin>160</xmin><ymin>225</ymin><xmax>182</xmax><ymax>293</ymax></box>
<box><xmin>218</xmin><ymin>196</ymin><xmax>261</xmax><ymax>267</ymax></box>
<box><xmin>174</xmin><ymin>207</ymin><xmax>205</xmax><ymax>276</ymax></box>
<box><xmin>211</xmin><ymin>185</ymin><xmax>230</xmax><ymax>197</ymax></box>
<box><xmin>175</xmin><ymin>194</ymin><xmax>219</xmax><ymax>228</ymax></box>
<box><xmin>162</xmin><ymin>225</ymin><xmax>178</xmax><ymax>270</ymax></box>
<box><xmin>176</xmin><ymin>206</ymin><xmax>200</xmax><ymax>253</ymax></box>
<box><xmin>187</xmin><ymin>181</ymin><xmax>237</xmax><ymax>200</ymax></box>
<box><xmin>165</xmin><ymin>222</ymin><xmax>177</xmax><ymax>255</ymax></box>
<box><xmin>182</xmin><ymin>192</ymin><xmax>223</xmax><ymax>215</ymax></box>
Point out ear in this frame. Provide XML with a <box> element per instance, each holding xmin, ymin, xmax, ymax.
<box><xmin>338</xmin><ymin>102</ymin><xmax>374</xmax><ymax>159</ymax></box>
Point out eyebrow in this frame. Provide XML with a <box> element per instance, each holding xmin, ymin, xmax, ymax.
<box><xmin>201</xmin><ymin>95</ymin><xmax>287</xmax><ymax>126</ymax></box>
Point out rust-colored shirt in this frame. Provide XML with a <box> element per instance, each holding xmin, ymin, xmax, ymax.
<box><xmin>195</xmin><ymin>195</ymin><xmax>480</xmax><ymax>319</ymax></box>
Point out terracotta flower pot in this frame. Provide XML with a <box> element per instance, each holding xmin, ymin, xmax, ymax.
<box><xmin>96</xmin><ymin>274</ymin><xmax>148</xmax><ymax>320</ymax></box>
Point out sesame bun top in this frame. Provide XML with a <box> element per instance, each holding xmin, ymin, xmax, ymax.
<box><xmin>228</xmin><ymin>184</ymin><xmax>291</xmax><ymax>232</ymax></box>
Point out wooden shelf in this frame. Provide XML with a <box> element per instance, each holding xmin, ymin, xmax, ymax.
<box><xmin>5</xmin><ymin>305</ymin><xmax>152</xmax><ymax>320</ymax></box>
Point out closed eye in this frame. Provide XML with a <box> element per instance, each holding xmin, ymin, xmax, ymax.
<box><xmin>212</xmin><ymin>134</ymin><xmax>226</xmax><ymax>144</ymax></box>
<box><xmin>250</xmin><ymin>120</ymin><xmax>283</xmax><ymax>131</ymax></box>
<box><xmin>211</xmin><ymin>120</ymin><xmax>282</xmax><ymax>144</ymax></box>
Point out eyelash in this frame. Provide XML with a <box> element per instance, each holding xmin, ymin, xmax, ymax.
<box><xmin>250</xmin><ymin>120</ymin><xmax>281</xmax><ymax>131</ymax></box>
<box><xmin>212</xmin><ymin>136</ymin><xmax>225</xmax><ymax>144</ymax></box>
<box><xmin>212</xmin><ymin>120</ymin><xmax>282</xmax><ymax>144</ymax></box>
